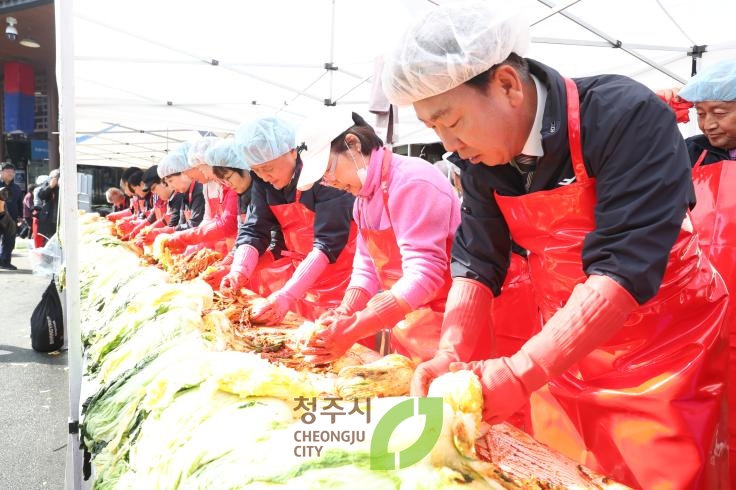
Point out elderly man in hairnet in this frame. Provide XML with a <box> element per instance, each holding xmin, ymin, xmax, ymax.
<box><xmin>661</xmin><ymin>60</ymin><xmax>736</xmax><ymax>478</ymax></box>
<box><xmin>220</xmin><ymin>117</ymin><xmax>357</xmax><ymax>325</ymax></box>
<box><xmin>381</xmin><ymin>2</ymin><xmax>728</xmax><ymax>488</ymax></box>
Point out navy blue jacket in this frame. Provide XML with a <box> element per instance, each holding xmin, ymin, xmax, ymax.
<box><xmin>451</xmin><ymin>59</ymin><xmax>693</xmax><ymax>304</ymax></box>
<box><xmin>1</xmin><ymin>180</ymin><xmax>23</xmax><ymax>221</ymax></box>
<box><xmin>236</xmin><ymin>157</ymin><xmax>355</xmax><ymax>263</ymax></box>
<box><xmin>685</xmin><ymin>134</ymin><xmax>732</xmax><ymax>167</ymax></box>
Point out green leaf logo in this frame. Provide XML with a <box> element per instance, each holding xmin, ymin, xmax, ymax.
<box><xmin>370</xmin><ymin>397</ymin><xmax>443</xmax><ymax>470</ymax></box>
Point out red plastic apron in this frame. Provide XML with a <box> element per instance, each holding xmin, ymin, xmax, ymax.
<box><xmin>690</xmin><ymin>151</ymin><xmax>736</xmax><ymax>479</ymax></box>
<box><xmin>493</xmin><ymin>78</ymin><xmax>728</xmax><ymax>489</ymax></box>
<box><xmin>268</xmin><ymin>190</ymin><xmax>357</xmax><ymax>320</ymax></box>
<box><xmin>490</xmin><ymin>251</ymin><xmax>540</xmax><ymax>432</ymax></box>
<box><xmin>354</xmin><ymin>149</ymin><xmax>493</xmax><ymax>363</ymax></box>
<box><xmin>194</xmin><ymin>183</ymin><xmax>236</xmax><ymax>255</ymax></box>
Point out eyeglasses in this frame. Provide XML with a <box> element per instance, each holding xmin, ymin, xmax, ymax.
<box><xmin>322</xmin><ymin>154</ymin><xmax>339</xmax><ymax>184</ymax></box>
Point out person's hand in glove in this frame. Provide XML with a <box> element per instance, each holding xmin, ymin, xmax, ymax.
<box><xmin>107</xmin><ymin>209</ymin><xmax>131</xmax><ymax>222</ymax></box>
<box><xmin>410</xmin><ymin>278</ymin><xmax>494</xmax><ymax>396</ymax></box>
<box><xmin>164</xmin><ymin>234</ymin><xmax>188</xmax><ymax>254</ymax></box>
<box><xmin>316</xmin><ymin>287</ymin><xmax>371</xmax><ymax>329</ymax></box>
<box><xmin>451</xmin><ymin>275</ymin><xmax>637</xmax><ymax>424</ymax></box>
<box><xmin>200</xmin><ymin>253</ymin><xmax>234</xmax><ymax>290</ymax></box>
<box><xmin>123</xmin><ymin>221</ymin><xmax>148</xmax><ymax>241</ymax></box>
<box><xmin>251</xmin><ymin>290</ymin><xmax>295</xmax><ymax>325</ymax></box>
<box><xmin>116</xmin><ymin>218</ymin><xmax>137</xmax><ymax>237</ymax></box>
<box><xmin>303</xmin><ymin>291</ymin><xmax>409</xmax><ymax>363</ymax></box>
<box><xmin>139</xmin><ymin>226</ymin><xmax>169</xmax><ymax>245</ymax></box>
<box><xmin>220</xmin><ymin>245</ymin><xmax>260</xmax><ymax>297</ymax></box>
<box><xmin>250</xmin><ymin>247</ymin><xmax>330</xmax><ymax>323</ymax></box>
<box><xmin>410</xmin><ymin>352</ymin><xmax>457</xmax><ymax>396</ymax></box>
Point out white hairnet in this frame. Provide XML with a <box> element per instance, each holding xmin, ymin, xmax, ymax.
<box><xmin>381</xmin><ymin>0</ymin><xmax>529</xmax><ymax>106</ymax></box>
<box><xmin>187</xmin><ymin>136</ymin><xmax>220</xmax><ymax>167</ymax></box>
<box><xmin>157</xmin><ymin>141</ymin><xmax>191</xmax><ymax>178</ymax></box>
<box><xmin>205</xmin><ymin>139</ymin><xmax>250</xmax><ymax>170</ymax></box>
<box><xmin>679</xmin><ymin>60</ymin><xmax>736</xmax><ymax>102</ymax></box>
<box><xmin>234</xmin><ymin>117</ymin><xmax>296</xmax><ymax>166</ymax></box>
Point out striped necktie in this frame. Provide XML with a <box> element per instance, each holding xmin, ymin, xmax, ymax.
<box><xmin>512</xmin><ymin>154</ymin><xmax>538</xmax><ymax>191</ymax></box>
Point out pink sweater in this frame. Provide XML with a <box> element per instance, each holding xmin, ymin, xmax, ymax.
<box><xmin>350</xmin><ymin>147</ymin><xmax>461</xmax><ymax>309</ymax></box>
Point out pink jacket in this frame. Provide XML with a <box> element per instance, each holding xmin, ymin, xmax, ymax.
<box><xmin>350</xmin><ymin>147</ymin><xmax>461</xmax><ymax>309</ymax></box>
<box><xmin>176</xmin><ymin>181</ymin><xmax>239</xmax><ymax>247</ymax></box>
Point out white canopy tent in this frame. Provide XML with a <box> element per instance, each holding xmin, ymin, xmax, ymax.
<box><xmin>71</xmin><ymin>0</ymin><xmax>736</xmax><ymax>169</ymax></box>
<box><xmin>59</xmin><ymin>0</ymin><xmax>736</xmax><ymax>487</ymax></box>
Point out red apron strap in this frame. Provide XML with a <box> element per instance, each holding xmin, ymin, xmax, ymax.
<box><xmin>563</xmin><ymin>78</ymin><xmax>590</xmax><ymax>184</ymax></box>
<box><xmin>694</xmin><ymin>149</ymin><xmax>708</xmax><ymax>169</ymax></box>
<box><xmin>187</xmin><ymin>180</ymin><xmax>195</xmax><ymax>203</ymax></box>
<box><xmin>295</xmin><ymin>189</ymin><xmax>302</xmax><ymax>203</ymax></box>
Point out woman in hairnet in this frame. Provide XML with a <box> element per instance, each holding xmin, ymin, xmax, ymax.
<box><xmin>661</xmin><ymin>60</ymin><xmax>736</xmax><ymax>478</ymax></box>
<box><xmin>295</xmin><ymin>110</ymin><xmax>492</xmax><ymax>363</ymax></box>
<box><xmin>382</xmin><ymin>2</ymin><xmax>728</xmax><ymax>488</ymax></box>
<box><xmin>161</xmin><ymin>138</ymin><xmax>240</xmax><ymax>255</ymax></box>
<box><xmin>199</xmin><ymin>138</ymin><xmax>288</xmax><ymax>295</ymax></box>
<box><xmin>155</xmin><ymin>144</ymin><xmax>206</xmax><ymax>232</ymax></box>
<box><xmin>221</xmin><ymin>117</ymin><xmax>357</xmax><ymax>324</ymax></box>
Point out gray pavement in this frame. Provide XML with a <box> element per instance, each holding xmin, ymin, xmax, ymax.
<box><xmin>0</xmin><ymin>239</ymin><xmax>68</xmax><ymax>490</ymax></box>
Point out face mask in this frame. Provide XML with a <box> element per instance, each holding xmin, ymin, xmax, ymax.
<box><xmin>346</xmin><ymin>143</ymin><xmax>368</xmax><ymax>185</ymax></box>
<box><xmin>356</xmin><ymin>167</ymin><xmax>368</xmax><ymax>185</ymax></box>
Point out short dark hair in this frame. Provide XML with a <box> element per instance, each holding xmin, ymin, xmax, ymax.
<box><xmin>120</xmin><ymin>166</ymin><xmax>141</xmax><ymax>182</ymax></box>
<box><xmin>126</xmin><ymin>168</ymin><xmax>145</xmax><ymax>193</ymax></box>
<box><xmin>141</xmin><ymin>165</ymin><xmax>161</xmax><ymax>191</ymax></box>
<box><xmin>465</xmin><ymin>53</ymin><xmax>531</xmax><ymax>93</ymax></box>
<box><xmin>330</xmin><ymin>112</ymin><xmax>383</xmax><ymax>156</ymax></box>
<box><xmin>212</xmin><ymin>166</ymin><xmax>248</xmax><ymax>179</ymax></box>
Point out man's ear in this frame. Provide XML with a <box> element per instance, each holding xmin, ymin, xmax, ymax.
<box><xmin>493</xmin><ymin>65</ymin><xmax>525</xmax><ymax>107</ymax></box>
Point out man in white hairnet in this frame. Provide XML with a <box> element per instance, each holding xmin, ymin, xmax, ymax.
<box><xmin>382</xmin><ymin>2</ymin><xmax>728</xmax><ymax>487</ymax></box>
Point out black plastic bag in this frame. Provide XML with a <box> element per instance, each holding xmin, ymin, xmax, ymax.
<box><xmin>30</xmin><ymin>279</ymin><xmax>64</xmax><ymax>352</ymax></box>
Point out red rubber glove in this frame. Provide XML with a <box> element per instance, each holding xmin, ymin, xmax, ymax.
<box><xmin>317</xmin><ymin>287</ymin><xmax>372</xmax><ymax>328</ymax></box>
<box><xmin>116</xmin><ymin>218</ymin><xmax>138</xmax><ymax>237</ymax></box>
<box><xmin>251</xmin><ymin>249</ymin><xmax>330</xmax><ymax>325</ymax></box>
<box><xmin>124</xmin><ymin>221</ymin><xmax>149</xmax><ymax>241</ymax></box>
<box><xmin>220</xmin><ymin>245</ymin><xmax>260</xmax><ymax>297</ymax></box>
<box><xmin>656</xmin><ymin>90</ymin><xmax>693</xmax><ymax>123</ymax></box>
<box><xmin>139</xmin><ymin>226</ymin><xmax>173</xmax><ymax>246</ymax></box>
<box><xmin>303</xmin><ymin>291</ymin><xmax>409</xmax><ymax>363</ymax></box>
<box><xmin>199</xmin><ymin>253</ymin><xmax>234</xmax><ymax>290</ymax></box>
<box><xmin>164</xmin><ymin>234</ymin><xmax>188</xmax><ymax>254</ymax></box>
<box><xmin>411</xmin><ymin>278</ymin><xmax>494</xmax><ymax>396</ymax></box>
<box><xmin>107</xmin><ymin>209</ymin><xmax>132</xmax><ymax>222</ymax></box>
<box><xmin>452</xmin><ymin>275</ymin><xmax>638</xmax><ymax>424</ymax></box>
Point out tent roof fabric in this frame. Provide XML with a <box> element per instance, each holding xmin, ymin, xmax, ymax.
<box><xmin>73</xmin><ymin>0</ymin><xmax>736</xmax><ymax>168</ymax></box>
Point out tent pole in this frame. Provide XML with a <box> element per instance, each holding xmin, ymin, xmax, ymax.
<box><xmin>57</xmin><ymin>0</ymin><xmax>82</xmax><ymax>489</ymax></box>
<box><xmin>326</xmin><ymin>0</ymin><xmax>337</xmax><ymax>106</ymax></box>
<box><xmin>531</xmin><ymin>0</ymin><xmax>582</xmax><ymax>26</ymax></box>
<box><xmin>534</xmin><ymin>0</ymin><xmax>686</xmax><ymax>83</ymax></box>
